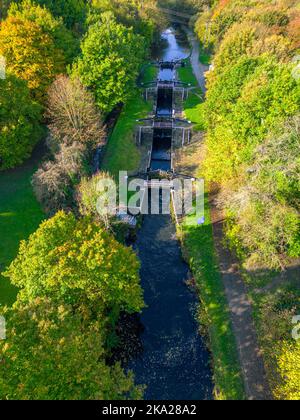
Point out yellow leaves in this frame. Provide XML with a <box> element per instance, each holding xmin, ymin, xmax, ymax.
<box><xmin>0</xmin><ymin>16</ymin><xmax>65</xmax><ymax>101</ymax></box>
<box><xmin>274</xmin><ymin>340</ymin><xmax>300</xmax><ymax>400</ymax></box>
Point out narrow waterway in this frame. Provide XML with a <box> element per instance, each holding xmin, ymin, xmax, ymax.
<box><xmin>130</xmin><ymin>28</ymin><xmax>213</xmax><ymax>400</ymax></box>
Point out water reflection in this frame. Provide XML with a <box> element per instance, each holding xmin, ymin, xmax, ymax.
<box><xmin>160</xmin><ymin>28</ymin><xmax>190</xmax><ymax>62</ymax></box>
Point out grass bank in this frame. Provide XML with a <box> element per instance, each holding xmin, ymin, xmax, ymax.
<box><xmin>0</xmin><ymin>145</ymin><xmax>45</xmax><ymax>307</ymax></box>
<box><xmin>178</xmin><ymin>196</ymin><xmax>245</xmax><ymax>400</ymax></box>
<box><xmin>102</xmin><ymin>90</ymin><xmax>152</xmax><ymax>178</ymax></box>
<box><xmin>199</xmin><ymin>50</ymin><xmax>211</xmax><ymax>66</ymax></box>
<box><xmin>177</xmin><ymin>62</ymin><xmax>206</xmax><ymax>131</ymax></box>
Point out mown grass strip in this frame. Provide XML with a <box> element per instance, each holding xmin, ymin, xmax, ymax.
<box><xmin>102</xmin><ymin>90</ymin><xmax>152</xmax><ymax>178</ymax></box>
<box><xmin>0</xmin><ymin>147</ymin><xmax>45</xmax><ymax>306</ymax></box>
<box><xmin>178</xmin><ymin>63</ymin><xmax>206</xmax><ymax>131</ymax></box>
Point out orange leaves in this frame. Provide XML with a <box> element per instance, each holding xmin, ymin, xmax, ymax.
<box><xmin>0</xmin><ymin>16</ymin><xmax>65</xmax><ymax>101</ymax></box>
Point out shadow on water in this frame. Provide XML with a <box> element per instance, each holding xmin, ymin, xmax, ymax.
<box><xmin>129</xmin><ymin>28</ymin><xmax>213</xmax><ymax>400</ymax></box>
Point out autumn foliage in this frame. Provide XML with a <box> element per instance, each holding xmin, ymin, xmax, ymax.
<box><xmin>0</xmin><ymin>16</ymin><xmax>65</xmax><ymax>100</ymax></box>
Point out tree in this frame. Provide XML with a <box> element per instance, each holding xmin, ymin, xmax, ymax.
<box><xmin>0</xmin><ymin>16</ymin><xmax>65</xmax><ymax>100</ymax></box>
<box><xmin>78</xmin><ymin>172</ymin><xmax>117</xmax><ymax>228</ymax></box>
<box><xmin>32</xmin><ymin>142</ymin><xmax>88</xmax><ymax>214</ymax></box>
<box><xmin>4</xmin><ymin>211</ymin><xmax>144</xmax><ymax>318</ymax></box>
<box><xmin>0</xmin><ymin>73</ymin><xmax>42</xmax><ymax>170</ymax></box>
<box><xmin>0</xmin><ymin>0</ymin><xmax>88</xmax><ymax>31</ymax></box>
<box><xmin>72</xmin><ymin>12</ymin><xmax>146</xmax><ymax>113</ymax></box>
<box><xmin>36</xmin><ymin>0</ymin><xmax>88</xmax><ymax>31</ymax></box>
<box><xmin>213</xmin><ymin>22</ymin><xmax>257</xmax><ymax>72</ymax></box>
<box><xmin>8</xmin><ymin>0</ymin><xmax>79</xmax><ymax>64</ymax></box>
<box><xmin>0</xmin><ymin>298</ymin><xmax>143</xmax><ymax>400</ymax></box>
<box><xmin>90</xmin><ymin>0</ymin><xmax>162</xmax><ymax>43</ymax></box>
<box><xmin>47</xmin><ymin>75</ymin><xmax>106</xmax><ymax>147</ymax></box>
<box><xmin>203</xmin><ymin>59</ymin><xmax>300</xmax><ymax>183</ymax></box>
<box><xmin>224</xmin><ymin>115</ymin><xmax>300</xmax><ymax>269</ymax></box>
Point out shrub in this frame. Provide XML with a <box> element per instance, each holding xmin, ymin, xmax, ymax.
<box><xmin>77</xmin><ymin>172</ymin><xmax>117</xmax><ymax>228</ymax></box>
<box><xmin>275</xmin><ymin>341</ymin><xmax>300</xmax><ymax>400</ymax></box>
<box><xmin>224</xmin><ymin>115</ymin><xmax>300</xmax><ymax>269</ymax></box>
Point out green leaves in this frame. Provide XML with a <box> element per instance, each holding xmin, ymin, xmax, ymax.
<box><xmin>1</xmin><ymin>211</ymin><xmax>144</xmax><ymax>399</ymax></box>
<box><xmin>0</xmin><ymin>74</ymin><xmax>42</xmax><ymax>169</ymax></box>
<box><xmin>73</xmin><ymin>13</ymin><xmax>147</xmax><ymax>113</ymax></box>
<box><xmin>5</xmin><ymin>211</ymin><xmax>144</xmax><ymax>314</ymax></box>
<box><xmin>0</xmin><ymin>298</ymin><xmax>143</xmax><ymax>400</ymax></box>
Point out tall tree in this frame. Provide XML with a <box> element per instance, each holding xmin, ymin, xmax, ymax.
<box><xmin>46</xmin><ymin>75</ymin><xmax>105</xmax><ymax>147</ymax></box>
<box><xmin>72</xmin><ymin>12</ymin><xmax>146</xmax><ymax>113</ymax></box>
<box><xmin>0</xmin><ymin>74</ymin><xmax>42</xmax><ymax>170</ymax></box>
<box><xmin>8</xmin><ymin>0</ymin><xmax>79</xmax><ymax>63</ymax></box>
<box><xmin>5</xmin><ymin>211</ymin><xmax>144</xmax><ymax>318</ymax></box>
<box><xmin>0</xmin><ymin>298</ymin><xmax>143</xmax><ymax>400</ymax></box>
<box><xmin>0</xmin><ymin>16</ymin><xmax>65</xmax><ymax>100</ymax></box>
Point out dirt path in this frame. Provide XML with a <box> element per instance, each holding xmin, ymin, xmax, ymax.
<box><xmin>210</xmin><ymin>191</ymin><xmax>272</xmax><ymax>400</ymax></box>
<box><xmin>184</xmin><ymin>28</ymin><xmax>209</xmax><ymax>93</ymax></box>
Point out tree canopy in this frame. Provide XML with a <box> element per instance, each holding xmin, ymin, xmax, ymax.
<box><xmin>5</xmin><ymin>211</ymin><xmax>144</xmax><ymax>317</ymax></box>
<box><xmin>0</xmin><ymin>74</ymin><xmax>42</xmax><ymax>169</ymax></box>
<box><xmin>8</xmin><ymin>0</ymin><xmax>79</xmax><ymax>63</ymax></box>
<box><xmin>0</xmin><ymin>16</ymin><xmax>65</xmax><ymax>100</ymax></box>
<box><xmin>0</xmin><ymin>298</ymin><xmax>143</xmax><ymax>400</ymax></box>
<box><xmin>72</xmin><ymin>12</ymin><xmax>146</xmax><ymax>113</ymax></box>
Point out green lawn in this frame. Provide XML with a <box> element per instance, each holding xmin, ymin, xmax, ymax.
<box><xmin>0</xmin><ymin>146</ymin><xmax>45</xmax><ymax>306</ymax></box>
<box><xmin>180</xmin><ymin>196</ymin><xmax>245</xmax><ymax>400</ymax></box>
<box><xmin>199</xmin><ymin>50</ymin><xmax>211</xmax><ymax>66</ymax></box>
<box><xmin>140</xmin><ymin>64</ymin><xmax>157</xmax><ymax>84</ymax></box>
<box><xmin>178</xmin><ymin>62</ymin><xmax>206</xmax><ymax>131</ymax></box>
<box><xmin>102</xmin><ymin>90</ymin><xmax>152</xmax><ymax>178</ymax></box>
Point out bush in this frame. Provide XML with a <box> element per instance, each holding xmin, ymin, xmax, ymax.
<box><xmin>203</xmin><ymin>60</ymin><xmax>300</xmax><ymax>183</ymax></box>
<box><xmin>275</xmin><ymin>340</ymin><xmax>300</xmax><ymax>400</ymax></box>
<box><xmin>224</xmin><ymin>115</ymin><xmax>300</xmax><ymax>269</ymax></box>
<box><xmin>0</xmin><ymin>74</ymin><xmax>42</xmax><ymax>170</ymax></box>
<box><xmin>254</xmin><ymin>287</ymin><xmax>300</xmax><ymax>400</ymax></box>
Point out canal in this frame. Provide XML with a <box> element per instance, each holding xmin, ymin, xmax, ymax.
<box><xmin>129</xmin><ymin>28</ymin><xmax>213</xmax><ymax>400</ymax></box>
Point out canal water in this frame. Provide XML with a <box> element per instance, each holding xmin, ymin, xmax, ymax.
<box><xmin>130</xmin><ymin>28</ymin><xmax>213</xmax><ymax>400</ymax></box>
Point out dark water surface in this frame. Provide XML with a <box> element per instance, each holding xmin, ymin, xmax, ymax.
<box><xmin>130</xmin><ymin>28</ymin><xmax>213</xmax><ymax>400</ymax></box>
